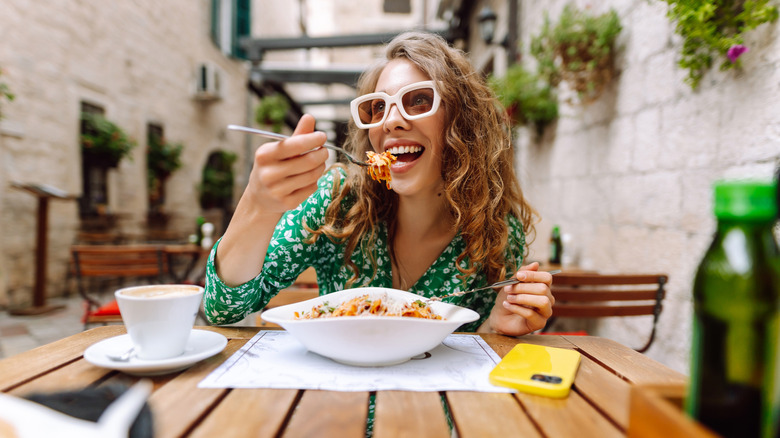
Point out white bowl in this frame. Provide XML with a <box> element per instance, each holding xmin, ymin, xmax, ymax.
<box><xmin>261</xmin><ymin>287</ymin><xmax>480</xmax><ymax>366</ymax></box>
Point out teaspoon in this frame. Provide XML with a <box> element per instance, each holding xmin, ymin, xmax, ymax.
<box><xmin>107</xmin><ymin>347</ymin><xmax>135</xmax><ymax>362</ymax></box>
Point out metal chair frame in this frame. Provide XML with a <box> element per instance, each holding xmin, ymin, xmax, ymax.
<box><xmin>544</xmin><ymin>273</ymin><xmax>668</xmax><ymax>353</ymax></box>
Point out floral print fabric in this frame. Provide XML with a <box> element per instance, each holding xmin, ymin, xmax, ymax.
<box><xmin>204</xmin><ymin>169</ymin><xmax>525</xmax><ymax>332</ymax></box>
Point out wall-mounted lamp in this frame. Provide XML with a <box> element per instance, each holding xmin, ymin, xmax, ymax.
<box><xmin>477</xmin><ymin>6</ymin><xmax>498</xmax><ymax>45</ymax></box>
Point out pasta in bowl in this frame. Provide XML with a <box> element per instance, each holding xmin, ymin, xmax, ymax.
<box><xmin>261</xmin><ymin>287</ymin><xmax>480</xmax><ymax>366</ymax></box>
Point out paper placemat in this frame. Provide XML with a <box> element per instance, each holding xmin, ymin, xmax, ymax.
<box><xmin>199</xmin><ymin>330</ymin><xmax>512</xmax><ymax>392</ymax></box>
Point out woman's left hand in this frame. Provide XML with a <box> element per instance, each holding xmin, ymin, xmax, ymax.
<box><xmin>479</xmin><ymin>262</ymin><xmax>555</xmax><ymax>336</ymax></box>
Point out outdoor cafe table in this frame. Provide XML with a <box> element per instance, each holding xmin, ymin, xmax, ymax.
<box><xmin>0</xmin><ymin>326</ymin><xmax>687</xmax><ymax>437</ymax></box>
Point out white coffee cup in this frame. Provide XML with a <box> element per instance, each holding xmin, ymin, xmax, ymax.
<box><xmin>115</xmin><ymin>284</ymin><xmax>204</xmax><ymax>360</ymax></box>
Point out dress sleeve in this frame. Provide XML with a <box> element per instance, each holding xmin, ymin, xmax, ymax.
<box><xmin>203</xmin><ymin>169</ymin><xmax>345</xmax><ymax>325</ymax></box>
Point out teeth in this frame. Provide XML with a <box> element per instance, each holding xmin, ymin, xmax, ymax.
<box><xmin>388</xmin><ymin>146</ymin><xmax>422</xmax><ymax>155</ymax></box>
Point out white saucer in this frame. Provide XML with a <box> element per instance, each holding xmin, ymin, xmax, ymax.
<box><xmin>84</xmin><ymin>329</ymin><xmax>227</xmax><ymax>376</ymax></box>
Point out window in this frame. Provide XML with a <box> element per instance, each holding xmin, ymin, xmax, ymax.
<box><xmin>210</xmin><ymin>0</ymin><xmax>251</xmax><ymax>59</ymax></box>
<box><xmin>147</xmin><ymin>123</ymin><xmax>165</xmax><ymax>213</ymax></box>
<box><xmin>79</xmin><ymin>102</ymin><xmax>107</xmax><ymax>218</ymax></box>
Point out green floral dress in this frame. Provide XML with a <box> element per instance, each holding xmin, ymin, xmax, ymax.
<box><xmin>204</xmin><ymin>168</ymin><xmax>526</xmax><ymax>332</ymax></box>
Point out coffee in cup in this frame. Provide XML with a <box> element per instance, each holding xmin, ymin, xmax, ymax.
<box><xmin>115</xmin><ymin>284</ymin><xmax>204</xmax><ymax>360</ymax></box>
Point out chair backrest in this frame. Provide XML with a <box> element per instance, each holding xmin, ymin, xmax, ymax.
<box><xmin>71</xmin><ymin>245</ymin><xmax>167</xmax><ymax>306</ymax></box>
<box><xmin>550</xmin><ymin>272</ymin><xmax>668</xmax><ymax>352</ymax></box>
<box><xmin>71</xmin><ymin>245</ymin><xmax>166</xmax><ymax>279</ymax></box>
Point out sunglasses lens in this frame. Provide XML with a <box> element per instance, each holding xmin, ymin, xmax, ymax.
<box><xmin>356</xmin><ymin>98</ymin><xmax>386</xmax><ymax>125</ymax></box>
<box><xmin>401</xmin><ymin>87</ymin><xmax>436</xmax><ymax>116</ymax></box>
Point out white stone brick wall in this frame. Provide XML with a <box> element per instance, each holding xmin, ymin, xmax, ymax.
<box><xmin>517</xmin><ymin>0</ymin><xmax>780</xmax><ymax>373</ymax></box>
<box><xmin>0</xmin><ymin>0</ymin><xmax>250</xmax><ymax>306</ymax></box>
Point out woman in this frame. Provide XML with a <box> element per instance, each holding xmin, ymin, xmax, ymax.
<box><xmin>204</xmin><ymin>31</ymin><xmax>554</xmax><ymax>335</ymax></box>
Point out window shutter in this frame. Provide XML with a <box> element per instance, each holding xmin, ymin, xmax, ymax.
<box><xmin>232</xmin><ymin>0</ymin><xmax>251</xmax><ymax>59</ymax></box>
<box><xmin>210</xmin><ymin>0</ymin><xmax>220</xmax><ymax>48</ymax></box>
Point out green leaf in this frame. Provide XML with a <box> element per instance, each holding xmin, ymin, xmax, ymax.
<box><xmin>662</xmin><ymin>0</ymin><xmax>778</xmax><ymax>89</ymax></box>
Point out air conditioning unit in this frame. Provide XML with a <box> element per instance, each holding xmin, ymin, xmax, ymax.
<box><xmin>194</xmin><ymin>63</ymin><xmax>222</xmax><ymax>101</ymax></box>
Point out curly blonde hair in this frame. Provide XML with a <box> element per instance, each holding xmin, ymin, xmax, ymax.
<box><xmin>310</xmin><ymin>31</ymin><xmax>537</xmax><ymax>287</ymax></box>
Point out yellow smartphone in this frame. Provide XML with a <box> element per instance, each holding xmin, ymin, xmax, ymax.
<box><xmin>489</xmin><ymin>343</ymin><xmax>581</xmax><ymax>398</ymax></box>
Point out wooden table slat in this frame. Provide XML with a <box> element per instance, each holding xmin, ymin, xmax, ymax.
<box><xmin>447</xmin><ymin>391</ymin><xmax>542</xmax><ymax>438</ymax></box>
<box><xmin>573</xmin><ymin>355</ymin><xmax>632</xmax><ymax>429</ymax></box>
<box><xmin>516</xmin><ymin>389</ymin><xmax>624</xmax><ymax>438</ymax></box>
<box><xmin>479</xmin><ymin>333</ymin><xmax>577</xmax><ymax>357</ymax></box>
<box><xmin>0</xmin><ymin>325</ymin><xmax>126</xmax><ymax>391</ymax></box>
<box><xmin>285</xmin><ymin>390</ymin><xmax>369</xmax><ymax>438</ymax></box>
<box><xmin>8</xmin><ymin>358</ymin><xmax>114</xmax><ymax>396</ymax></box>
<box><xmin>146</xmin><ymin>339</ymin><xmax>246</xmax><ymax>438</ymax></box>
<box><xmin>374</xmin><ymin>391</ymin><xmax>450</xmax><ymax>437</ymax></box>
<box><xmin>189</xmin><ymin>388</ymin><xmax>299</xmax><ymax>438</ymax></box>
<box><xmin>563</xmin><ymin>336</ymin><xmax>686</xmax><ymax>386</ymax></box>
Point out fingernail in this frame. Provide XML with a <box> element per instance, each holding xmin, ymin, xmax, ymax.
<box><xmin>517</xmin><ymin>272</ymin><xmax>527</xmax><ymax>281</ymax></box>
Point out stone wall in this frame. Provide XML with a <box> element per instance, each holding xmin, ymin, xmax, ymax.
<box><xmin>0</xmin><ymin>0</ymin><xmax>250</xmax><ymax>307</ymax></box>
<box><xmin>515</xmin><ymin>0</ymin><xmax>780</xmax><ymax>373</ymax></box>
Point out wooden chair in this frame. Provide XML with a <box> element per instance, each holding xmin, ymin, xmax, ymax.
<box><xmin>543</xmin><ymin>272</ymin><xmax>668</xmax><ymax>353</ymax></box>
<box><xmin>257</xmin><ymin>267</ymin><xmax>320</xmax><ymax>327</ymax></box>
<box><xmin>71</xmin><ymin>244</ymin><xmax>167</xmax><ymax>329</ymax></box>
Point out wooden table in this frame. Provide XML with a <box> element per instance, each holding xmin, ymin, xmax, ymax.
<box><xmin>0</xmin><ymin>326</ymin><xmax>687</xmax><ymax>437</ymax></box>
<box><xmin>163</xmin><ymin>244</ymin><xmax>210</xmax><ymax>283</ymax></box>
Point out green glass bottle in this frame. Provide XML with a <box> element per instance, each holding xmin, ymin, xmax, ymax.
<box><xmin>549</xmin><ymin>225</ymin><xmax>562</xmax><ymax>265</ymax></box>
<box><xmin>687</xmin><ymin>180</ymin><xmax>780</xmax><ymax>438</ymax></box>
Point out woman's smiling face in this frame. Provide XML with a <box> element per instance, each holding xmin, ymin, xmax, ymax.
<box><xmin>368</xmin><ymin>59</ymin><xmax>447</xmax><ymax>197</ymax></box>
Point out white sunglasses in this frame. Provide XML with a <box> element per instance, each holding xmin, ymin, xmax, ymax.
<box><xmin>350</xmin><ymin>81</ymin><xmax>441</xmax><ymax>129</ymax></box>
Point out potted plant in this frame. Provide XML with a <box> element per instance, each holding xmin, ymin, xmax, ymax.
<box><xmin>660</xmin><ymin>0</ymin><xmax>778</xmax><ymax>89</ymax></box>
<box><xmin>489</xmin><ymin>64</ymin><xmax>558</xmax><ymax>134</ymax></box>
<box><xmin>147</xmin><ymin>136</ymin><xmax>183</xmax><ymax>214</ymax></box>
<box><xmin>80</xmin><ymin>112</ymin><xmax>136</xmax><ymax>168</ymax></box>
<box><xmin>254</xmin><ymin>93</ymin><xmax>289</xmax><ymax>133</ymax></box>
<box><xmin>531</xmin><ymin>4</ymin><xmax>622</xmax><ymax>104</ymax></box>
<box><xmin>198</xmin><ymin>150</ymin><xmax>238</xmax><ymax>210</ymax></box>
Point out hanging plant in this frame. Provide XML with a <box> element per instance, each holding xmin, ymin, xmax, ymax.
<box><xmin>147</xmin><ymin>136</ymin><xmax>183</xmax><ymax>181</ymax></box>
<box><xmin>531</xmin><ymin>4</ymin><xmax>622</xmax><ymax>104</ymax></box>
<box><xmin>489</xmin><ymin>64</ymin><xmax>558</xmax><ymax>134</ymax></box>
<box><xmin>80</xmin><ymin>112</ymin><xmax>136</xmax><ymax>168</ymax></box>
<box><xmin>660</xmin><ymin>0</ymin><xmax>778</xmax><ymax>89</ymax></box>
<box><xmin>198</xmin><ymin>150</ymin><xmax>238</xmax><ymax>210</ymax></box>
<box><xmin>0</xmin><ymin>68</ymin><xmax>14</xmax><ymax>121</ymax></box>
<box><xmin>254</xmin><ymin>93</ymin><xmax>289</xmax><ymax>133</ymax></box>
<box><xmin>147</xmin><ymin>136</ymin><xmax>183</xmax><ymax>212</ymax></box>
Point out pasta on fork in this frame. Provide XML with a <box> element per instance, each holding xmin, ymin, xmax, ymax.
<box><xmin>366</xmin><ymin>151</ymin><xmax>397</xmax><ymax>189</ymax></box>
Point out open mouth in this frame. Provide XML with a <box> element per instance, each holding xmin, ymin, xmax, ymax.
<box><xmin>387</xmin><ymin>145</ymin><xmax>424</xmax><ymax>163</ymax></box>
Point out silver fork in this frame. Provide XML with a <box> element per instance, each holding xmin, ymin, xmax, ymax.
<box><xmin>428</xmin><ymin>270</ymin><xmax>561</xmax><ymax>302</ymax></box>
<box><xmin>228</xmin><ymin>124</ymin><xmax>369</xmax><ymax>167</ymax></box>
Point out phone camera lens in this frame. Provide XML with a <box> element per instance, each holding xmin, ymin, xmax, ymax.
<box><xmin>531</xmin><ymin>374</ymin><xmax>563</xmax><ymax>384</ymax></box>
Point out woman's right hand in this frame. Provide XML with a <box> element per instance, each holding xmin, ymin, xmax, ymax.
<box><xmin>214</xmin><ymin>114</ymin><xmax>328</xmax><ymax>286</ymax></box>
<box><xmin>245</xmin><ymin>113</ymin><xmax>329</xmax><ymax>214</ymax></box>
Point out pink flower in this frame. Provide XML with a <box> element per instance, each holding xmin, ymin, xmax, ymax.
<box><xmin>727</xmin><ymin>44</ymin><xmax>749</xmax><ymax>63</ymax></box>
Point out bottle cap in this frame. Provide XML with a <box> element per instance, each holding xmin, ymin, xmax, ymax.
<box><xmin>714</xmin><ymin>180</ymin><xmax>777</xmax><ymax>220</ymax></box>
